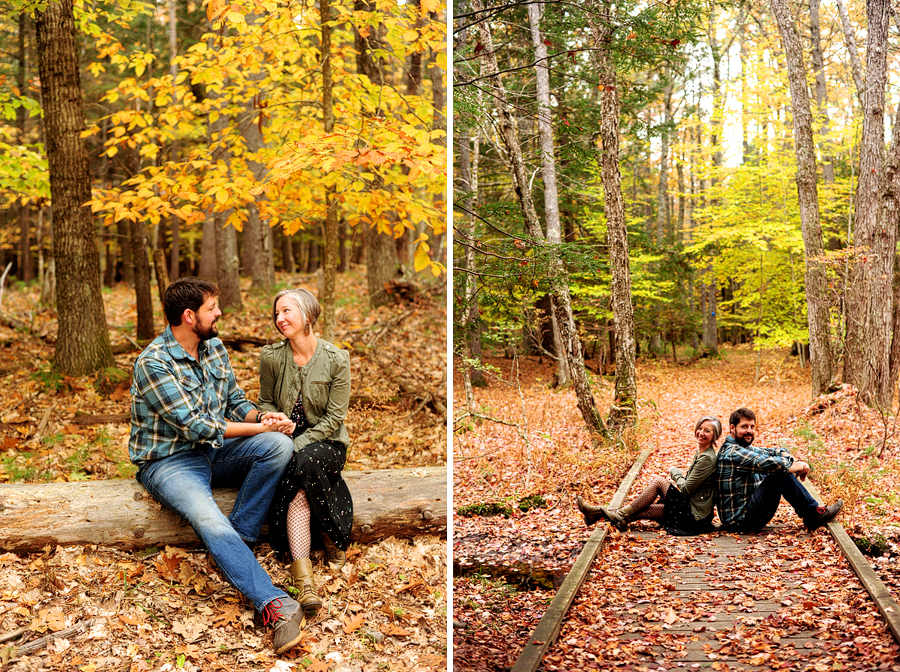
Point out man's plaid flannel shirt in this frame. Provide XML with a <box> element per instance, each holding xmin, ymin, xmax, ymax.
<box><xmin>129</xmin><ymin>326</ymin><xmax>256</xmax><ymax>467</ymax></box>
<box><xmin>715</xmin><ymin>435</ymin><xmax>795</xmax><ymax>527</ymax></box>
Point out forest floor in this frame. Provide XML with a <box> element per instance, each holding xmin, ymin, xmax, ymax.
<box><xmin>453</xmin><ymin>348</ymin><xmax>900</xmax><ymax>670</ymax></box>
<box><xmin>0</xmin><ymin>268</ymin><xmax>447</xmax><ymax>672</ymax></box>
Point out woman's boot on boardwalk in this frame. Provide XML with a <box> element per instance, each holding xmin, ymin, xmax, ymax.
<box><xmin>599</xmin><ymin>504</ymin><xmax>635</xmax><ymax>531</ymax></box>
<box><xmin>577</xmin><ymin>496</ymin><xmax>605</xmax><ymax>526</ymax></box>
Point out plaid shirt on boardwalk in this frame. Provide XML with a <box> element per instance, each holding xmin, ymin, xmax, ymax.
<box><xmin>715</xmin><ymin>435</ymin><xmax>795</xmax><ymax>527</ymax></box>
<box><xmin>129</xmin><ymin>326</ymin><xmax>256</xmax><ymax>467</ymax></box>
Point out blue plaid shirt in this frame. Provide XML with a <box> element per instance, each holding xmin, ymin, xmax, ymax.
<box><xmin>715</xmin><ymin>435</ymin><xmax>795</xmax><ymax>527</ymax></box>
<box><xmin>129</xmin><ymin>326</ymin><xmax>257</xmax><ymax>467</ymax></box>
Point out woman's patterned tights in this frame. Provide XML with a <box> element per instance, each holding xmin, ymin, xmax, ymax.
<box><xmin>287</xmin><ymin>490</ymin><xmax>312</xmax><ymax>560</ymax></box>
<box><xmin>626</xmin><ymin>474</ymin><xmax>669</xmax><ymax>522</ymax></box>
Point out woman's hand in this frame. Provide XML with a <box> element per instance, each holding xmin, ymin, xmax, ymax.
<box><xmin>260</xmin><ymin>412</ymin><xmax>294</xmax><ymax>435</ymax></box>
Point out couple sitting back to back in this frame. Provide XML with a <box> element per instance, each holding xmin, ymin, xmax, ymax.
<box><xmin>578</xmin><ymin>407</ymin><xmax>843</xmax><ymax>534</ymax></box>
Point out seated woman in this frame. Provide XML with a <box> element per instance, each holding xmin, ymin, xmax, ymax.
<box><xmin>578</xmin><ymin>415</ymin><xmax>722</xmax><ymax>536</ymax></box>
<box><xmin>259</xmin><ymin>288</ymin><xmax>353</xmax><ymax>615</ymax></box>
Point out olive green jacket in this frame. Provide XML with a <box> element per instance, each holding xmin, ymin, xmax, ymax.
<box><xmin>669</xmin><ymin>445</ymin><xmax>717</xmax><ymax>521</ymax></box>
<box><xmin>258</xmin><ymin>338</ymin><xmax>351</xmax><ymax>452</ymax></box>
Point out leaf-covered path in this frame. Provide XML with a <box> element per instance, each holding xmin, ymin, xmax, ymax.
<box><xmin>453</xmin><ymin>350</ymin><xmax>900</xmax><ymax>671</ymax></box>
<box><xmin>549</xmin><ymin>527</ymin><xmax>898</xmax><ymax>670</ymax></box>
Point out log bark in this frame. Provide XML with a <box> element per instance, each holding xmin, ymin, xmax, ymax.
<box><xmin>0</xmin><ymin>467</ymin><xmax>446</xmax><ymax>553</ymax></box>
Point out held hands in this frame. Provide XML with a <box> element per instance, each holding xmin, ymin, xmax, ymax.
<box><xmin>789</xmin><ymin>460</ymin><xmax>811</xmax><ymax>481</ymax></box>
<box><xmin>260</xmin><ymin>411</ymin><xmax>296</xmax><ymax>436</ymax></box>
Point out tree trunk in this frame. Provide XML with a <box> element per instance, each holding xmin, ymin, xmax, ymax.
<box><xmin>0</xmin><ymin>467</ymin><xmax>446</xmax><ymax>553</ymax></box>
<box><xmin>125</xmin><ymin>143</ymin><xmax>156</xmax><ymax>340</ymax></box>
<box><xmin>591</xmin><ymin>6</ymin><xmax>638</xmax><ymax>431</ymax></box>
<box><xmin>198</xmin><ymin>217</ymin><xmax>217</xmax><ymax>280</ymax></box>
<box><xmin>835</xmin><ymin>0</ymin><xmax>865</xmax><ymax>105</ymax></box>
<box><xmin>321</xmin><ymin>0</ymin><xmax>338</xmax><ymax>341</ymax></box>
<box><xmin>808</xmin><ymin>0</ymin><xmax>835</xmax><ymax>184</ymax></box>
<box><xmin>456</xmin><ymin>125</ymin><xmax>486</xmax><ymax>390</ymax></box>
<box><xmin>239</xmin><ymin>11</ymin><xmax>275</xmax><ymax>293</ymax></box>
<box><xmin>528</xmin><ymin>2</ymin><xmax>571</xmax><ymax>388</ymax></box>
<box><xmin>215</xmin><ymin>213</ymin><xmax>242</xmax><ymax>311</ymax></box>
<box><xmin>474</xmin><ymin>0</ymin><xmax>605</xmax><ymax>437</ymax></box>
<box><xmin>354</xmin><ymin>0</ymin><xmax>401</xmax><ymax>307</ymax></box>
<box><xmin>281</xmin><ymin>231</ymin><xmax>295</xmax><ymax>274</ymax></box>
<box><xmin>771</xmin><ymin>0</ymin><xmax>837</xmax><ymax>397</ymax></box>
<box><xmin>35</xmin><ymin>0</ymin><xmax>113</xmax><ymax>376</ymax></box>
<box><xmin>845</xmin><ymin>0</ymin><xmax>893</xmax><ymax>408</ymax></box>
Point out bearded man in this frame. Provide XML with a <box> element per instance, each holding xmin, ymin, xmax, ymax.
<box><xmin>716</xmin><ymin>407</ymin><xmax>842</xmax><ymax>532</ymax></box>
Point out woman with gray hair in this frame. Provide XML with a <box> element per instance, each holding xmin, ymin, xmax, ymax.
<box><xmin>578</xmin><ymin>415</ymin><xmax>722</xmax><ymax>535</ymax></box>
<box><xmin>258</xmin><ymin>288</ymin><xmax>353</xmax><ymax>618</ymax></box>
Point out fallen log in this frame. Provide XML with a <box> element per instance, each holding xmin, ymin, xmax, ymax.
<box><xmin>0</xmin><ymin>467</ymin><xmax>445</xmax><ymax>553</ymax></box>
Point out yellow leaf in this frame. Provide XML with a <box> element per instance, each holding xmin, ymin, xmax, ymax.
<box><xmin>421</xmin><ymin>0</ymin><xmax>439</xmax><ymax>13</ymax></box>
<box><xmin>413</xmin><ymin>247</ymin><xmax>430</xmax><ymax>273</ymax></box>
<box><xmin>135</xmin><ymin>62</ymin><xmax>146</xmax><ymax>77</ymax></box>
<box><xmin>106</xmin><ymin>146</ymin><xmax>119</xmax><ymax>158</ymax></box>
<box><xmin>215</xmin><ymin>189</ymin><xmax>229</xmax><ymax>205</ymax></box>
<box><xmin>403</xmin><ymin>30</ymin><xmax>419</xmax><ymax>43</ymax></box>
<box><xmin>206</xmin><ymin>0</ymin><xmax>228</xmax><ymax>22</ymax></box>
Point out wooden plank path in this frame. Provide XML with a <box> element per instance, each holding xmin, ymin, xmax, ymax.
<box><xmin>511</xmin><ymin>452</ymin><xmax>900</xmax><ymax>671</ymax></box>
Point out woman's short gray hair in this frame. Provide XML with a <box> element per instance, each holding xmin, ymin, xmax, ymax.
<box><xmin>694</xmin><ymin>415</ymin><xmax>722</xmax><ymax>445</ymax></box>
<box><xmin>272</xmin><ymin>288</ymin><xmax>321</xmax><ymax>336</ymax></box>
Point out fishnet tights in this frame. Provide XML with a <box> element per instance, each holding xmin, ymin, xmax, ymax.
<box><xmin>287</xmin><ymin>490</ymin><xmax>311</xmax><ymax>560</ymax></box>
<box><xmin>626</xmin><ymin>474</ymin><xmax>669</xmax><ymax>522</ymax></box>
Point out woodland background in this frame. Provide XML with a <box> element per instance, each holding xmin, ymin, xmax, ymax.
<box><xmin>453</xmin><ymin>0</ymin><xmax>900</xmax><ymax>667</ymax></box>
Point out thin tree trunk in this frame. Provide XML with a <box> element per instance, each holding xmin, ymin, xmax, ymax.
<box><xmin>808</xmin><ymin>0</ymin><xmax>835</xmax><ymax>184</ymax></box>
<box><xmin>320</xmin><ymin>0</ymin><xmax>338</xmax><ymax>341</ymax></box>
<box><xmin>835</xmin><ymin>0</ymin><xmax>865</xmax><ymax>104</ymax></box>
<box><xmin>591</xmin><ymin>6</ymin><xmax>638</xmax><ymax>430</ymax></box>
<box><xmin>198</xmin><ymin>217</ymin><xmax>217</xmax><ymax>280</ymax></box>
<box><xmin>845</xmin><ymin>0</ymin><xmax>893</xmax><ymax>407</ymax></box>
<box><xmin>457</xmin><ymin>126</ymin><xmax>486</xmax><ymax>390</ymax></box>
<box><xmin>35</xmin><ymin>0</ymin><xmax>113</xmax><ymax>375</ymax></box>
<box><xmin>354</xmin><ymin>0</ymin><xmax>400</xmax><ymax>307</ymax></box>
<box><xmin>771</xmin><ymin>0</ymin><xmax>837</xmax><ymax>396</ymax></box>
<box><xmin>473</xmin><ymin>0</ymin><xmax>605</xmax><ymax>436</ymax></box>
<box><xmin>527</xmin><ymin>2</ymin><xmax>571</xmax><ymax>388</ymax></box>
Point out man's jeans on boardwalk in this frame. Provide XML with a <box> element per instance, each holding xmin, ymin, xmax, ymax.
<box><xmin>739</xmin><ymin>470</ymin><xmax>820</xmax><ymax>531</ymax></box>
<box><xmin>138</xmin><ymin>433</ymin><xmax>293</xmax><ymax>611</ymax></box>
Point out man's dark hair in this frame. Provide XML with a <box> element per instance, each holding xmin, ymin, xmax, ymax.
<box><xmin>729</xmin><ymin>407</ymin><xmax>756</xmax><ymax>428</ymax></box>
<box><xmin>164</xmin><ymin>277</ymin><xmax>219</xmax><ymax>326</ymax></box>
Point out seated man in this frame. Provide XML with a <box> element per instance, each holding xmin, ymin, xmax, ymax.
<box><xmin>716</xmin><ymin>407</ymin><xmax>842</xmax><ymax>532</ymax></box>
<box><xmin>129</xmin><ymin>277</ymin><xmax>302</xmax><ymax>655</ymax></box>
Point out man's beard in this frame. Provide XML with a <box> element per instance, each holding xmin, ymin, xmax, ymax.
<box><xmin>194</xmin><ymin>321</ymin><xmax>218</xmax><ymax>341</ymax></box>
<box><xmin>735</xmin><ymin>433</ymin><xmax>754</xmax><ymax>447</ymax></box>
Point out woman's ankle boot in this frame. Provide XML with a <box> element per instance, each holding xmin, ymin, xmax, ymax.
<box><xmin>577</xmin><ymin>496</ymin><xmax>606</xmax><ymax>526</ymax></box>
<box><xmin>290</xmin><ymin>558</ymin><xmax>322</xmax><ymax>615</ymax></box>
<box><xmin>321</xmin><ymin>533</ymin><xmax>346</xmax><ymax>572</ymax></box>
<box><xmin>600</xmin><ymin>504</ymin><xmax>635</xmax><ymax>531</ymax></box>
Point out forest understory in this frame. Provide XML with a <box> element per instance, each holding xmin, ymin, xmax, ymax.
<box><xmin>452</xmin><ymin>348</ymin><xmax>900</xmax><ymax>671</ymax></box>
<box><xmin>0</xmin><ymin>269</ymin><xmax>447</xmax><ymax>672</ymax></box>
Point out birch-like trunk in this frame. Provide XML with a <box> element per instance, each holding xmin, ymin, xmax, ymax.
<box><xmin>835</xmin><ymin>0</ymin><xmax>865</xmax><ymax>104</ymax></box>
<box><xmin>845</xmin><ymin>0</ymin><xmax>893</xmax><ymax>407</ymax></box>
<box><xmin>771</xmin><ymin>0</ymin><xmax>837</xmax><ymax>396</ymax></box>
<box><xmin>527</xmin><ymin>2</ymin><xmax>571</xmax><ymax>388</ymax></box>
<box><xmin>590</xmin><ymin>6</ymin><xmax>638</xmax><ymax>430</ymax></box>
<box><xmin>474</xmin><ymin>0</ymin><xmax>605</xmax><ymax>436</ymax></box>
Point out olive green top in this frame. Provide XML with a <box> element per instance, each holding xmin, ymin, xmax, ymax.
<box><xmin>669</xmin><ymin>445</ymin><xmax>717</xmax><ymax>521</ymax></box>
<box><xmin>258</xmin><ymin>338</ymin><xmax>351</xmax><ymax>452</ymax></box>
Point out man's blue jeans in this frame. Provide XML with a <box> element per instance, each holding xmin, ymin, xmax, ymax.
<box><xmin>739</xmin><ymin>470</ymin><xmax>820</xmax><ymax>531</ymax></box>
<box><xmin>138</xmin><ymin>433</ymin><xmax>294</xmax><ymax>611</ymax></box>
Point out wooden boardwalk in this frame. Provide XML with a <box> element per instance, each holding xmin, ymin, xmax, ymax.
<box><xmin>510</xmin><ymin>449</ymin><xmax>900</xmax><ymax>671</ymax></box>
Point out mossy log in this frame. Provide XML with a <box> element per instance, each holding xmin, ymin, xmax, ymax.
<box><xmin>0</xmin><ymin>466</ymin><xmax>445</xmax><ymax>553</ymax></box>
